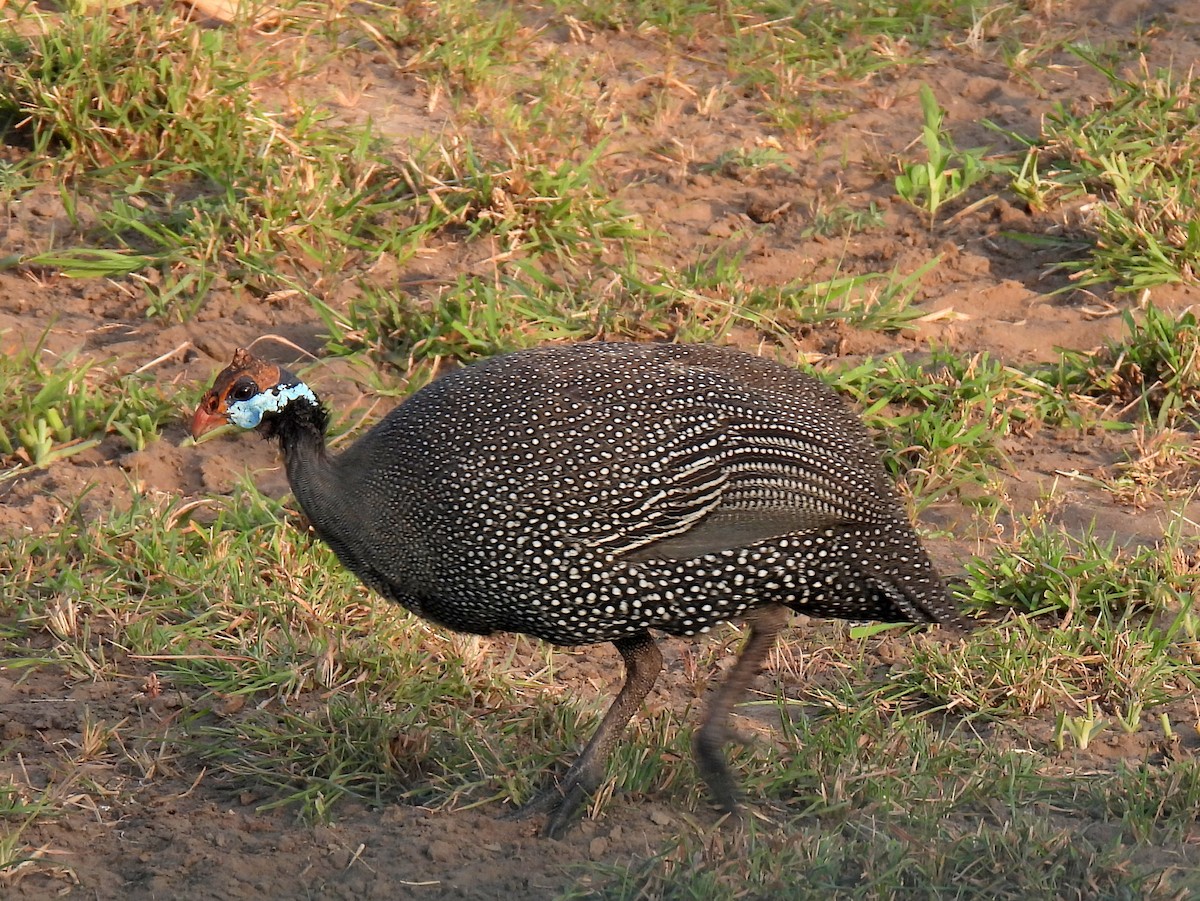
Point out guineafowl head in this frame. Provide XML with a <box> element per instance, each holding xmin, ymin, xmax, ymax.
<box><xmin>191</xmin><ymin>348</ymin><xmax>324</xmax><ymax>441</ymax></box>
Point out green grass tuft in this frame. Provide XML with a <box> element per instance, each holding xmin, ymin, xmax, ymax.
<box><xmin>1040</xmin><ymin>304</ymin><xmax>1199</xmax><ymax>427</ymax></box>
<box><xmin>0</xmin><ymin>340</ymin><xmax>176</xmax><ymax>476</ymax></box>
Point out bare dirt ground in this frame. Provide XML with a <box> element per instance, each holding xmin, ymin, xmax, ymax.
<box><xmin>2</xmin><ymin>0</ymin><xmax>1199</xmax><ymax>898</ymax></box>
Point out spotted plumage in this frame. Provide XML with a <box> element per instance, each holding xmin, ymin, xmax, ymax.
<box><xmin>192</xmin><ymin>342</ymin><xmax>962</xmax><ymax>838</ymax></box>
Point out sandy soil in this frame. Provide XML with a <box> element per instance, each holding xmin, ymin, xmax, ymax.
<box><xmin>2</xmin><ymin>0</ymin><xmax>1199</xmax><ymax>897</ymax></box>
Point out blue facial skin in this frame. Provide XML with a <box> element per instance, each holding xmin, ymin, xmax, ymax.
<box><xmin>227</xmin><ymin>382</ymin><xmax>318</xmax><ymax>429</ymax></box>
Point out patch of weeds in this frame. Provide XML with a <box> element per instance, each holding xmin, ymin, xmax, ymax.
<box><xmin>0</xmin><ymin>7</ymin><xmax>263</xmax><ymax>173</ymax></box>
<box><xmin>0</xmin><ymin>778</ymin><xmax>63</xmax><ymax>885</ymax></box>
<box><xmin>394</xmin><ymin>139</ymin><xmax>643</xmax><ymax>262</ymax></box>
<box><xmin>329</xmin><ymin>236</ymin><xmax>959</xmax><ymax>372</ymax></box>
<box><xmin>754</xmin><ymin>688</ymin><xmax>989</xmax><ymax>814</ymax></box>
<box><xmin>370</xmin><ymin>0</ymin><xmax>527</xmax><ymax>92</ymax></box>
<box><xmin>958</xmin><ymin>517</ymin><xmax>1193</xmax><ymax>617</ymax></box>
<box><xmin>779</xmin><ymin>259</ymin><xmax>936</xmax><ymax>331</ymax></box>
<box><xmin>801</xmin><ymin>199</ymin><xmax>885</xmax><ymax>239</ymax></box>
<box><xmin>464</xmin><ymin>52</ymin><xmax>613</xmax><ymax>154</ymax></box>
<box><xmin>593</xmin><ymin>705</ymin><xmax>685</xmax><ymax>806</ymax></box>
<box><xmin>0</xmin><ymin>158</ymin><xmax>36</xmax><ymax>200</ymax></box>
<box><xmin>912</xmin><ymin>517</ymin><xmax>1197</xmax><ymax>727</ymax></box>
<box><xmin>1003</xmin><ymin>140</ymin><xmax>1059</xmax><ymax>212</ymax></box>
<box><xmin>1083</xmin><ymin>761</ymin><xmax>1200</xmax><ymax>844</ymax></box>
<box><xmin>829</xmin><ymin>350</ymin><xmax>1034</xmax><ymax>507</ymax></box>
<box><xmin>190</xmin><ymin>676</ymin><xmax>514</xmax><ymax>819</ymax></box>
<box><xmin>571</xmin><ymin>781</ymin><xmax>1185</xmax><ymax>899</ymax></box>
<box><xmin>322</xmin><ymin>256</ymin><xmax>788</xmax><ymax>370</ymax></box>
<box><xmin>907</xmin><ymin>611</ymin><xmax>1192</xmax><ymax>723</ymax></box>
<box><xmin>894</xmin><ymin>84</ymin><xmax>997</xmax><ymax>227</ymax></box>
<box><xmin>3</xmin><ymin>483</ymin><xmax>426</xmax><ymax>694</ymax></box>
<box><xmin>606</xmin><ymin>262</ymin><xmax>805</xmax><ymax>345</ymax></box>
<box><xmin>107</xmin><ymin>118</ymin><xmax>414</xmax><ymax>316</ymax></box>
<box><xmin>1009</xmin><ymin>54</ymin><xmax>1200</xmax><ymax>289</ymax></box>
<box><xmin>998</xmin><ymin>29</ymin><xmax>1074</xmax><ymax>92</ymax></box>
<box><xmin>827</xmin><ymin>342</ymin><xmax>1148</xmax><ymax>506</ymax></box>
<box><xmin>700</xmin><ymin>145</ymin><xmax>795</xmax><ymax>177</ymax></box>
<box><xmin>726</xmin><ymin>0</ymin><xmax>979</xmax><ymax>133</ymax></box>
<box><xmin>3</xmin><ymin>486</ymin><xmax>332</xmax><ymax>666</ymax></box>
<box><xmin>1101</xmin><ymin>428</ymin><xmax>1200</xmax><ymax>505</ymax></box>
<box><xmin>0</xmin><ymin>342</ymin><xmax>176</xmax><ymax>478</ymax></box>
<box><xmin>194</xmin><ymin>640</ymin><xmax>685</xmax><ymax>823</ymax></box>
<box><xmin>1039</xmin><ymin>304</ymin><xmax>1199</xmax><ymax>427</ymax></box>
<box><xmin>547</xmin><ymin>0</ymin><xmax>719</xmax><ymax>38</ymax></box>
<box><xmin>322</xmin><ymin>272</ymin><xmax>603</xmax><ymax>368</ymax></box>
<box><xmin>0</xmin><ymin>6</ymin><xmax>435</xmax><ymax>318</ymax></box>
<box><xmin>678</xmin><ymin>254</ymin><xmax>936</xmax><ymax>336</ymax></box>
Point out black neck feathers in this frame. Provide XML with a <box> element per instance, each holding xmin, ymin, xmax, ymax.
<box><xmin>260</xmin><ymin>395</ymin><xmax>331</xmax><ymax>453</ymax></box>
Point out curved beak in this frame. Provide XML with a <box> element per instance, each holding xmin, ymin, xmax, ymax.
<box><xmin>190</xmin><ymin>394</ymin><xmax>227</xmax><ymax>439</ymax></box>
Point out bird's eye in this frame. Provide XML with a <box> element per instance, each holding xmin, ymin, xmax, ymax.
<box><xmin>230</xmin><ymin>381</ymin><xmax>258</xmax><ymax>402</ymax></box>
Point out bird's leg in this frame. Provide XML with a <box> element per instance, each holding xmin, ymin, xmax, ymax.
<box><xmin>693</xmin><ymin>603</ymin><xmax>789</xmax><ymax>815</ymax></box>
<box><xmin>509</xmin><ymin>631</ymin><xmax>662</xmax><ymax>839</ymax></box>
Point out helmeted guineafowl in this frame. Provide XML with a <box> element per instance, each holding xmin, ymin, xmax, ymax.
<box><xmin>191</xmin><ymin>342</ymin><xmax>963</xmax><ymax>838</ymax></box>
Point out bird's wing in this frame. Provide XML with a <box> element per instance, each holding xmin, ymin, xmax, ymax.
<box><xmin>586</xmin><ymin>415</ymin><xmax>887</xmax><ymax>562</ymax></box>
